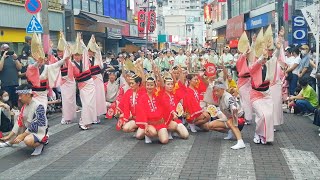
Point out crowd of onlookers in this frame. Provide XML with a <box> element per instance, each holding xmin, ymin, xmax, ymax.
<box><xmin>1</xmin><ymin>35</ymin><xmax>320</xmax><ymax>136</ymax></box>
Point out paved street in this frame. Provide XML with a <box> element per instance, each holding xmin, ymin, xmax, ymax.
<box><xmin>0</xmin><ymin>112</ymin><xmax>320</xmax><ymax>180</ymax></box>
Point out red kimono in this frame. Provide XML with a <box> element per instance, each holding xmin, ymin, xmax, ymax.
<box><xmin>118</xmin><ymin>87</ymin><xmax>146</xmax><ymax>124</ymax></box>
<box><xmin>136</xmin><ymin>93</ymin><xmax>167</xmax><ymax>130</ymax></box>
<box><xmin>159</xmin><ymin>87</ymin><xmax>183</xmax><ymax>126</ymax></box>
<box><xmin>183</xmin><ymin>86</ymin><xmax>203</xmax><ymax>123</ymax></box>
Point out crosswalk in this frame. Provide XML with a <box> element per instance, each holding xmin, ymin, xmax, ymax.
<box><xmin>0</xmin><ymin>114</ymin><xmax>320</xmax><ymax>179</ymax></box>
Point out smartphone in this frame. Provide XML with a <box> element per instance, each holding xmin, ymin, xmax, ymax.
<box><xmin>1</xmin><ymin>51</ymin><xmax>14</xmax><ymax>56</ymax></box>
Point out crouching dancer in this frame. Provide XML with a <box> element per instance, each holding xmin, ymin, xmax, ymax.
<box><xmin>206</xmin><ymin>81</ymin><xmax>246</xmax><ymax>150</ymax></box>
<box><xmin>0</xmin><ymin>84</ymin><xmax>48</xmax><ymax>156</ymax></box>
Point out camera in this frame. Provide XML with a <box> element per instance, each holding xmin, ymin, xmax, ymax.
<box><xmin>1</xmin><ymin>51</ymin><xmax>15</xmax><ymax>56</ymax></box>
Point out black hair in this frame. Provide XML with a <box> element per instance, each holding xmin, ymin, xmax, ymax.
<box><xmin>292</xmin><ymin>47</ymin><xmax>300</xmax><ymax>56</ymax></box>
<box><xmin>186</xmin><ymin>74</ymin><xmax>196</xmax><ymax>81</ymax></box>
<box><xmin>298</xmin><ymin>77</ymin><xmax>309</xmax><ymax>87</ymax></box>
<box><xmin>0</xmin><ymin>89</ymin><xmax>6</xmax><ymax>97</ymax></box>
<box><xmin>132</xmin><ymin>75</ymin><xmax>142</xmax><ymax>86</ymax></box>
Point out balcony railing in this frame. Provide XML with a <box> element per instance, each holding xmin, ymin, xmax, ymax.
<box><xmin>3</xmin><ymin>0</ymin><xmax>63</xmax><ymax>11</ymax></box>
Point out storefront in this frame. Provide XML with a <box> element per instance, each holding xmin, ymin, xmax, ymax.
<box><xmin>69</xmin><ymin>10</ymin><xmax>122</xmax><ymax>53</ymax></box>
<box><xmin>226</xmin><ymin>14</ymin><xmax>245</xmax><ymax>49</ymax></box>
<box><xmin>245</xmin><ymin>12</ymin><xmax>274</xmax><ymax>36</ymax></box>
<box><xmin>0</xmin><ymin>2</ymin><xmax>63</xmax><ymax>53</ymax></box>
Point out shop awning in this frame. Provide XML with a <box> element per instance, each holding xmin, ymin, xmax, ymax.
<box><xmin>122</xmin><ymin>36</ymin><xmax>153</xmax><ymax>46</ymax></box>
<box><xmin>74</xmin><ymin>10</ymin><xmax>122</xmax><ymax>27</ymax></box>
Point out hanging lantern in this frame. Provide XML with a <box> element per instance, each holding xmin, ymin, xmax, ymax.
<box><xmin>147</xmin><ymin>10</ymin><xmax>156</xmax><ymax>33</ymax></box>
<box><xmin>137</xmin><ymin>10</ymin><xmax>146</xmax><ymax>33</ymax></box>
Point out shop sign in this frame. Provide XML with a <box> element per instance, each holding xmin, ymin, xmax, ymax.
<box><xmin>226</xmin><ymin>14</ymin><xmax>244</xmax><ymax>40</ymax></box>
<box><xmin>245</xmin><ymin>13</ymin><xmax>271</xmax><ymax>30</ymax></box>
<box><xmin>292</xmin><ymin>16</ymin><xmax>308</xmax><ymax>45</ymax></box>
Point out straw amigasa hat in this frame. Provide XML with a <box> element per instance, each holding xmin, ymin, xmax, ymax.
<box><xmin>264</xmin><ymin>25</ymin><xmax>274</xmax><ymax>50</ymax></box>
<box><xmin>72</xmin><ymin>33</ymin><xmax>83</xmax><ymax>55</ymax></box>
<box><xmin>31</xmin><ymin>33</ymin><xmax>45</xmax><ymax>62</ymax></box>
<box><xmin>254</xmin><ymin>28</ymin><xmax>265</xmax><ymax>58</ymax></box>
<box><xmin>238</xmin><ymin>31</ymin><xmax>250</xmax><ymax>53</ymax></box>
<box><xmin>57</xmin><ymin>32</ymin><xmax>67</xmax><ymax>52</ymax></box>
<box><xmin>87</xmin><ymin>35</ymin><xmax>99</xmax><ymax>53</ymax></box>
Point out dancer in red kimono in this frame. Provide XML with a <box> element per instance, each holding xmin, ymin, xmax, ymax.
<box><xmin>117</xmin><ymin>65</ymin><xmax>146</xmax><ymax>139</ymax></box>
<box><xmin>156</xmin><ymin>67</ymin><xmax>189</xmax><ymax>140</ymax></box>
<box><xmin>136</xmin><ymin>74</ymin><xmax>169</xmax><ymax>144</ymax></box>
<box><xmin>183</xmin><ymin>74</ymin><xmax>211</xmax><ymax>130</ymax></box>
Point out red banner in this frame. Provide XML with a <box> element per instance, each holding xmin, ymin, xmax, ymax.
<box><xmin>204</xmin><ymin>3</ymin><xmax>212</xmax><ymax>24</ymax></box>
<box><xmin>284</xmin><ymin>2</ymin><xmax>289</xmax><ymax>22</ymax></box>
<box><xmin>137</xmin><ymin>10</ymin><xmax>146</xmax><ymax>33</ymax></box>
<box><xmin>147</xmin><ymin>10</ymin><xmax>156</xmax><ymax>33</ymax></box>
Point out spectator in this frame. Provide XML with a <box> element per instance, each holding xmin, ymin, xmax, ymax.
<box><xmin>0</xmin><ymin>44</ymin><xmax>22</xmax><ymax>107</ymax></box>
<box><xmin>0</xmin><ymin>90</ymin><xmax>14</xmax><ymax>133</ymax></box>
<box><xmin>289</xmin><ymin>78</ymin><xmax>318</xmax><ymax>116</ymax></box>
<box><xmin>298</xmin><ymin>45</ymin><xmax>314</xmax><ymax>89</ymax></box>
<box><xmin>19</xmin><ymin>36</ymin><xmax>32</xmax><ymax>85</ymax></box>
<box><xmin>285</xmin><ymin>47</ymin><xmax>300</xmax><ymax>95</ymax></box>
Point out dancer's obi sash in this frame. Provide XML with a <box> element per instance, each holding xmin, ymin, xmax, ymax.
<box><xmin>75</xmin><ymin>69</ymin><xmax>92</xmax><ymax>83</ymax></box>
<box><xmin>250</xmin><ymin>89</ymin><xmax>269</xmax><ymax>103</ymax></box>
<box><xmin>32</xmin><ymin>80</ymin><xmax>48</xmax><ymax>92</ymax></box>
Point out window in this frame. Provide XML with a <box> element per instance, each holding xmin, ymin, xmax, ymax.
<box><xmin>73</xmin><ymin>0</ymin><xmax>81</xmax><ymax>9</ymax></box>
<box><xmin>97</xmin><ymin>1</ymin><xmax>103</xmax><ymax>15</ymax></box>
<box><xmin>240</xmin><ymin>0</ymin><xmax>250</xmax><ymax>13</ymax></box>
<box><xmin>90</xmin><ymin>0</ymin><xmax>97</xmax><ymax>14</ymax></box>
<box><xmin>231</xmin><ymin>0</ymin><xmax>239</xmax><ymax>17</ymax></box>
<box><xmin>221</xmin><ymin>4</ymin><xmax>226</xmax><ymax>20</ymax></box>
<box><xmin>251</xmin><ymin>0</ymin><xmax>267</xmax><ymax>9</ymax></box>
<box><xmin>82</xmin><ymin>0</ymin><xmax>89</xmax><ymax>11</ymax></box>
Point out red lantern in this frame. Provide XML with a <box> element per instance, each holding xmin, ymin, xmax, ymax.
<box><xmin>137</xmin><ymin>10</ymin><xmax>146</xmax><ymax>33</ymax></box>
<box><xmin>203</xmin><ymin>3</ymin><xmax>212</xmax><ymax>24</ymax></box>
<box><xmin>147</xmin><ymin>10</ymin><xmax>156</xmax><ymax>33</ymax></box>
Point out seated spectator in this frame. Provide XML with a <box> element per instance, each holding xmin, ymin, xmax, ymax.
<box><xmin>288</xmin><ymin>78</ymin><xmax>318</xmax><ymax>116</ymax></box>
<box><xmin>0</xmin><ymin>90</ymin><xmax>14</xmax><ymax>133</ymax></box>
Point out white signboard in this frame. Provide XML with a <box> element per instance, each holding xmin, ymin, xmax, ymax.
<box><xmin>301</xmin><ymin>4</ymin><xmax>318</xmax><ymax>40</ymax></box>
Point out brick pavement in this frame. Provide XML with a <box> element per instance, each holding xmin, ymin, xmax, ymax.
<box><xmin>0</xmin><ymin>113</ymin><xmax>319</xmax><ymax>180</ymax></box>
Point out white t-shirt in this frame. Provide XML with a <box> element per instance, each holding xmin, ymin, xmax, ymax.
<box><xmin>291</xmin><ymin>56</ymin><xmax>301</xmax><ymax>75</ymax></box>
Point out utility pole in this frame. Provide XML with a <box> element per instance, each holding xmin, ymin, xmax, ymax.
<box><xmin>145</xmin><ymin>1</ymin><xmax>150</xmax><ymax>52</ymax></box>
<box><xmin>41</xmin><ymin>0</ymin><xmax>50</xmax><ymax>54</ymax></box>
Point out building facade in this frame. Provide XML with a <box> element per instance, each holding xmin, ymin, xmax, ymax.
<box><xmin>0</xmin><ymin>0</ymin><xmax>64</xmax><ymax>53</ymax></box>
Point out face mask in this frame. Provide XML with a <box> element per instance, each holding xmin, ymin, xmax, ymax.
<box><xmin>2</xmin><ymin>96</ymin><xmax>9</xmax><ymax>102</ymax></box>
<box><xmin>301</xmin><ymin>50</ymin><xmax>307</xmax><ymax>55</ymax></box>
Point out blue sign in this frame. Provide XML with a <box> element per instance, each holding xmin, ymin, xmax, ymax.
<box><xmin>26</xmin><ymin>15</ymin><xmax>43</xmax><ymax>33</ymax></box>
<box><xmin>292</xmin><ymin>16</ymin><xmax>308</xmax><ymax>45</ymax></box>
<box><xmin>245</xmin><ymin>13</ymin><xmax>272</xmax><ymax>30</ymax></box>
<box><xmin>24</xmin><ymin>0</ymin><xmax>42</xmax><ymax>14</ymax></box>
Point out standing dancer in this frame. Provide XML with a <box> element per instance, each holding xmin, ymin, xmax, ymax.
<box><xmin>249</xmin><ymin>28</ymin><xmax>282</xmax><ymax>144</ymax></box>
<box><xmin>58</xmin><ymin>32</ymin><xmax>77</xmax><ymax>125</ymax></box>
<box><xmin>71</xmin><ymin>33</ymin><xmax>97</xmax><ymax>130</ymax></box>
<box><xmin>87</xmin><ymin>35</ymin><xmax>105</xmax><ymax>123</ymax></box>
<box><xmin>26</xmin><ymin>33</ymin><xmax>70</xmax><ymax>111</ymax></box>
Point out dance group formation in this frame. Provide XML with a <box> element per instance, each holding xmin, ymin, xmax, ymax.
<box><xmin>0</xmin><ymin>25</ymin><xmax>318</xmax><ymax>156</ymax></box>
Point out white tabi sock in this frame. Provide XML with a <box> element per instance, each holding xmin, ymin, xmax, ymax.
<box><xmin>189</xmin><ymin>123</ymin><xmax>197</xmax><ymax>133</ymax></box>
<box><xmin>224</xmin><ymin>130</ymin><xmax>233</xmax><ymax>140</ymax></box>
<box><xmin>231</xmin><ymin>139</ymin><xmax>246</xmax><ymax>150</ymax></box>
<box><xmin>168</xmin><ymin>132</ymin><xmax>173</xmax><ymax>140</ymax></box>
<box><xmin>31</xmin><ymin>144</ymin><xmax>44</xmax><ymax>156</ymax></box>
<box><xmin>145</xmin><ymin>136</ymin><xmax>152</xmax><ymax>144</ymax></box>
